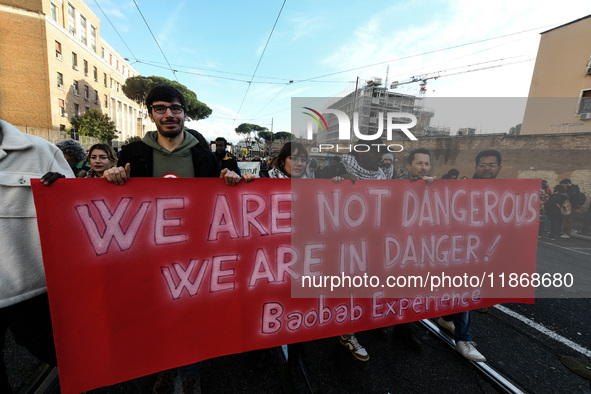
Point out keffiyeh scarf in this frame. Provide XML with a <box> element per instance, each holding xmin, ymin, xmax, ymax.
<box><xmin>341</xmin><ymin>154</ymin><xmax>386</xmax><ymax>180</ymax></box>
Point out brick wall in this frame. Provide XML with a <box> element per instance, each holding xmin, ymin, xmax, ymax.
<box><xmin>0</xmin><ymin>8</ymin><xmax>52</xmax><ymax>128</ymax></box>
<box><xmin>394</xmin><ymin>132</ymin><xmax>591</xmax><ymax>207</ymax></box>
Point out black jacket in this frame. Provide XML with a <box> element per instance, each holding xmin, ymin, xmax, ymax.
<box><xmin>117</xmin><ymin>129</ymin><xmax>220</xmax><ymax>178</ymax></box>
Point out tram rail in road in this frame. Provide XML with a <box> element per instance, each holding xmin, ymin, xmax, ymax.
<box><xmin>418</xmin><ymin>318</ymin><xmax>526</xmax><ymax>394</ymax></box>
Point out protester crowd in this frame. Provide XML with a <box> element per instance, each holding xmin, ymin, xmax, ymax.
<box><xmin>1</xmin><ymin>84</ymin><xmax>589</xmax><ymax>394</ymax></box>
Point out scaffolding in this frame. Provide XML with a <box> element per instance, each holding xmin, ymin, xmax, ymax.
<box><xmin>319</xmin><ymin>78</ymin><xmax>437</xmax><ymax>143</ymax></box>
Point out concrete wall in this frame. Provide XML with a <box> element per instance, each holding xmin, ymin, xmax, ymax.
<box><xmin>521</xmin><ymin>16</ymin><xmax>591</xmax><ymax>134</ymax></box>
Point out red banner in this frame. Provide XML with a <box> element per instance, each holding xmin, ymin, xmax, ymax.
<box><xmin>31</xmin><ymin>178</ymin><xmax>538</xmax><ymax>393</ymax></box>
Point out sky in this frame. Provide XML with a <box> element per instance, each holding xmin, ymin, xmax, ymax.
<box><xmin>86</xmin><ymin>0</ymin><xmax>591</xmax><ymax>142</ymax></box>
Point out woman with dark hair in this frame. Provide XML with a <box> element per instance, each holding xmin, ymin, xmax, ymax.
<box><xmin>268</xmin><ymin>141</ymin><xmax>308</xmax><ymax>178</ymax></box>
<box><xmin>56</xmin><ymin>139</ymin><xmax>91</xmax><ymax>177</ymax></box>
<box><xmin>86</xmin><ymin>144</ymin><xmax>118</xmax><ymax>178</ymax></box>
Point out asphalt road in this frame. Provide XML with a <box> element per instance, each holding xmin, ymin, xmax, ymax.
<box><xmin>5</xmin><ymin>234</ymin><xmax>591</xmax><ymax>393</ymax></box>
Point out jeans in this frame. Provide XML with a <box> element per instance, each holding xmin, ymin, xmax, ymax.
<box><xmin>443</xmin><ymin>311</ymin><xmax>471</xmax><ymax>342</ymax></box>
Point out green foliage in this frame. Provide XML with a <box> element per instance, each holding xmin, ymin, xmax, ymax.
<box><xmin>122</xmin><ymin>75</ymin><xmax>212</xmax><ymax>121</ymax></box>
<box><xmin>69</xmin><ymin>109</ymin><xmax>118</xmax><ymax>143</ymax></box>
<box><xmin>509</xmin><ymin>123</ymin><xmax>522</xmax><ymax>135</ymax></box>
<box><xmin>235</xmin><ymin>123</ymin><xmax>269</xmax><ymax>136</ymax></box>
<box><xmin>273</xmin><ymin>131</ymin><xmax>295</xmax><ymax>142</ymax></box>
<box><xmin>257</xmin><ymin>130</ymin><xmax>274</xmax><ymax>142</ymax></box>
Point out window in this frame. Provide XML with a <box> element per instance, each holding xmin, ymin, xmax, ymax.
<box><xmin>83</xmin><ymin>60</ymin><xmax>88</xmax><ymax>76</ymax></box>
<box><xmin>72</xmin><ymin>52</ymin><xmax>78</xmax><ymax>70</ymax></box>
<box><xmin>94</xmin><ymin>90</ymin><xmax>99</xmax><ymax>104</ymax></box>
<box><xmin>68</xmin><ymin>4</ymin><xmax>76</xmax><ymax>35</ymax></box>
<box><xmin>101</xmin><ymin>47</ymin><xmax>105</xmax><ymax>58</ymax></box>
<box><xmin>57</xmin><ymin>72</ymin><xmax>63</xmax><ymax>88</ymax></box>
<box><xmin>93</xmin><ymin>66</ymin><xmax>98</xmax><ymax>81</ymax></box>
<box><xmin>50</xmin><ymin>3</ymin><xmax>58</xmax><ymax>22</ymax></box>
<box><xmin>103</xmin><ymin>73</ymin><xmax>107</xmax><ymax>87</ymax></box>
<box><xmin>578</xmin><ymin>90</ymin><xmax>591</xmax><ymax>115</ymax></box>
<box><xmin>109</xmin><ymin>54</ymin><xmax>112</xmax><ymax>65</ymax></box>
<box><xmin>73</xmin><ymin>80</ymin><xmax>79</xmax><ymax>95</ymax></box>
<box><xmin>59</xmin><ymin>99</ymin><xmax>65</xmax><ymax>116</ymax></box>
<box><xmin>84</xmin><ymin>85</ymin><xmax>89</xmax><ymax>100</ymax></box>
<box><xmin>55</xmin><ymin>41</ymin><xmax>62</xmax><ymax>59</ymax></box>
<box><xmin>90</xmin><ymin>26</ymin><xmax>96</xmax><ymax>52</ymax></box>
<box><xmin>85</xmin><ymin>106</ymin><xmax>90</xmax><ymax>113</ymax></box>
<box><xmin>74</xmin><ymin>103</ymin><xmax>79</xmax><ymax>116</ymax></box>
<box><xmin>104</xmin><ymin>94</ymin><xmax>108</xmax><ymax>108</ymax></box>
<box><xmin>80</xmin><ymin>16</ymin><xmax>86</xmax><ymax>44</ymax></box>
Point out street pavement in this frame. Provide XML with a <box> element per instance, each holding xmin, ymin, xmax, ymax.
<box><xmin>4</xmin><ymin>234</ymin><xmax>591</xmax><ymax>393</ymax></box>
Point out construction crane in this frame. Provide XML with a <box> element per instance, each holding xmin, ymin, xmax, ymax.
<box><xmin>389</xmin><ymin>56</ymin><xmax>533</xmax><ymax>97</ymax></box>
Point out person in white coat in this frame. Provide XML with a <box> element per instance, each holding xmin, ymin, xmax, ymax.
<box><xmin>0</xmin><ymin>120</ymin><xmax>74</xmax><ymax>393</ymax></box>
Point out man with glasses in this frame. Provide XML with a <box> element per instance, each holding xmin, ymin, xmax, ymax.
<box><xmin>439</xmin><ymin>149</ymin><xmax>503</xmax><ymax>362</ymax></box>
<box><xmin>104</xmin><ymin>85</ymin><xmax>248</xmax><ymax>393</ymax></box>
<box><xmin>473</xmin><ymin>149</ymin><xmax>502</xmax><ymax>179</ymax></box>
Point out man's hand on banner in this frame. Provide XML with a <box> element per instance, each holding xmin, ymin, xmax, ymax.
<box><xmin>40</xmin><ymin>172</ymin><xmax>65</xmax><ymax>186</ymax></box>
<box><xmin>332</xmin><ymin>173</ymin><xmax>357</xmax><ymax>184</ymax></box>
<box><xmin>104</xmin><ymin>163</ymin><xmax>131</xmax><ymax>185</ymax></box>
<box><xmin>221</xmin><ymin>168</ymin><xmax>254</xmax><ymax>185</ymax></box>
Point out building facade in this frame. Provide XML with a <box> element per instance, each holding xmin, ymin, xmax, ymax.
<box><xmin>0</xmin><ymin>0</ymin><xmax>148</xmax><ymax>144</ymax></box>
<box><xmin>521</xmin><ymin>14</ymin><xmax>591</xmax><ymax>134</ymax></box>
<box><xmin>317</xmin><ymin>78</ymin><xmax>437</xmax><ymax>144</ymax></box>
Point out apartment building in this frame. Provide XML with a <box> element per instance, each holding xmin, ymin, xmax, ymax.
<box><xmin>318</xmin><ymin>78</ymin><xmax>436</xmax><ymax>144</ymax></box>
<box><xmin>521</xmin><ymin>14</ymin><xmax>591</xmax><ymax>134</ymax></box>
<box><xmin>0</xmin><ymin>0</ymin><xmax>149</xmax><ymax>143</ymax></box>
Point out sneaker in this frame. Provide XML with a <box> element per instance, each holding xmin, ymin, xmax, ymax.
<box><xmin>456</xmin><ymin>341</ymin><xmax>486</xmax><ymax>362</ymax></box>
<box><xmin>339</xmin><ymin>334</ymin><xmax>369</xmax><ymax>361</ymax></box>
<box><xmin>560</xmin><ymin>234</ymin><xmax>570</xmax><ymax>239</ymax></box>
<box><xmin>181</xmin><ymin>376</ymin><xmax>202</xmax><ymax>394</ymax></box>
<box><xmin>153</xmin><ymin>369</ymin><xmax>175</xmax><ymax>394</ymax></box>
<box><xmin>437</xmin><ymin>318</ymin><xmax>455</xmax><ymax>336</ymax></box>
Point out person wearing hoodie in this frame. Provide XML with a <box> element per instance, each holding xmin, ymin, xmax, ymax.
<box><xmin>103</xmin><ymin>85</ymin><xmax>252</xmax><ymax>393</ymax></box>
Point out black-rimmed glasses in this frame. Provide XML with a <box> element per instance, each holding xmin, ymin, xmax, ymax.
<box><xmin>150</xmin><ymin>104</ymin><xmax>184</xmax><ymax>114</ymax></box>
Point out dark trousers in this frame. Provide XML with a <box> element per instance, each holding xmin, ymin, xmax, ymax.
<box><xmin>0</xmin><ymin>294</ymin><xmax>57</xmax><ymax>393</ymax></box>
<box><xmin>549</xmin><ymin>215</ymin><xmax>563</xmax><ymax>239</ymax></box>
<box><xmin>582</xmin><ymin>204</ymin><xmax>591</xmax><ymax>235</ymax></box>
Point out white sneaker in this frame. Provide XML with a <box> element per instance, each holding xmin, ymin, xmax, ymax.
<box><xmin>437</xmin><ymin>317</ymin><xmax>455</xmax><ymax>336</ymax></box>
<box><xmin>339</xmin><ymin>334</ymin><xmax>369</xmax><ymax>361</ymax></box>
<box><xmin>456</xmin><ymin>341</ymin><xmax>486</xmax><ymax>362</ymax></box>
<box><xmin>560</xmin><ymin>234</ymin><xmax>570</xmax><ymax>239</ymax></box>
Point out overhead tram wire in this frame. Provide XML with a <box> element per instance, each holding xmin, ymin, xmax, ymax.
<box><xmin>132</xmin><ymin>0</ymin><xmax>179</xmax><ymax>82</ymax></box>
<box><xmin>232</xmin><ymin>0</ymin><xmax>287</xmax><ymax>126</ymax></box>
<box><xmin>132</xmin><ymin>60</ymin><xmax>290</xmax><ymax>84</ymax></box>
<box><xmin>92</xmin><ymin>0</ymin><xmax>137</xmax><ymax>61</ymax></box>
<box><xmin>291</xmin><ymin>22</ymin><xmax>560</xmax><ymax>83</ymax></box>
